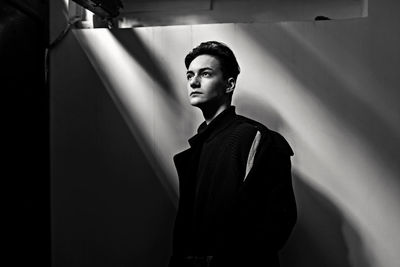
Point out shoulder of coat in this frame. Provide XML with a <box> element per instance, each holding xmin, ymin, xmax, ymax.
<box><xmin>235</xmin><ymin>115</ymin><xmax>294</xmax><ymax>156</ymax></box>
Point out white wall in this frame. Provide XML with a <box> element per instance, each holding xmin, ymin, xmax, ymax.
<box><xmin>51</xmin><ymin>0</ymin><xmax>400</xmax><ymax>266</ymax></box>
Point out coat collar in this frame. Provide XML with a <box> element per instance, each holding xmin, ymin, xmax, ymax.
<box><xmin>188</xmin><ymin>106</ymin><xmax>237</xmax><ymax>147</ymax></box>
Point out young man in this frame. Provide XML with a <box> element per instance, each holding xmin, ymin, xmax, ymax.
<box><xmin>169</xmin><ymin>41</ymin><xmax>297</xmax><ymax>267</ymax></box>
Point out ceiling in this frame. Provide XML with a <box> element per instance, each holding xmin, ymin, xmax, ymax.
<box><xmin>116</xmin><ymin>0</ymin><xmax>367</xmax><ymax>27</ymax></box>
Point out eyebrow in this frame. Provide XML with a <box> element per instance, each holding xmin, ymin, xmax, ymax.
<box><xmin>186</xmin><ymin>67</ymin><xmax>214</xmax><ymax>75</ymax></box>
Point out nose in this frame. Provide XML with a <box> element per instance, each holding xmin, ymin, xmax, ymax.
<box><xmin>189</xmin><ymin>75</ymin><xmax>200</xmax><ymax>88</ymax></box>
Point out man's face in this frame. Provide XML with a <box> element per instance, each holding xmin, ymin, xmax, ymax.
<box><xmin>186</xmin><ymin>55</ymin><xmax>227</xmax><ymax>108</ymax></box>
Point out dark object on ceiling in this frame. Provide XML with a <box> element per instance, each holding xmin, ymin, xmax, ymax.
<box><xmin>314</xmin><ymin>15</ymin><xmax>331</xmax><ymax>21</ymax></box>
<box><xmin>72</xmin><ymin>0</ymin><xmax>123</xmax><ymax>18</ymax></box>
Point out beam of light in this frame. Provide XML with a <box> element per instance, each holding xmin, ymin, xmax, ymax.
<box><xmin>233</xmin><ymin>23</ymin><xmax>400</xmax><ymax>267</ymax></box>
<box><xmin>282</xmin><ymin>23</ymin><xmax>399</xmax><ymax>136</ymax></box>
<box><xmin>73</xmin><ymin>29</ymin><xmax>193</xmax><ymax>206</ymax></box>
<box><xmin>84</xmin><ymin>9</ymin><xmax>94</xmax><ymax>28</ymax></box>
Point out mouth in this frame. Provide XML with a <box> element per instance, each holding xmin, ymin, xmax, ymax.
<box><xmin>190</xmin><ymin>91</ymin><xmax>202</xmax><ymax>96</ymax></box>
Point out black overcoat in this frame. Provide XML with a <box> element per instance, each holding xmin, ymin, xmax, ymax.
<box><xmin>170</xmin><ymin>107</ymin><xmax>297</xmax><ymax>267</ymax></box>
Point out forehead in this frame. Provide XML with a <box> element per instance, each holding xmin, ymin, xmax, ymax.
<box><xmin>188</xmin><ymin>54</ymin><xmax>221</xmax><ymax>71</ymax></box>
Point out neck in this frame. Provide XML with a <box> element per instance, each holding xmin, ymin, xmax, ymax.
<box><xmin>201</xmin><ymin>102</ymin><xmax>230</xmax><ymax>124</ymax></box>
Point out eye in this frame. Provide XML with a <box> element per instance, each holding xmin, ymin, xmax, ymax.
<box><xmin>186</xmin><ymin>73</ymin><xmax>194</xmax><ymax>80</ymax></box>
<box><xmin>201</xmin><ymin>72</ymin><xmax>211</xmax><ymax>78</ymax></box>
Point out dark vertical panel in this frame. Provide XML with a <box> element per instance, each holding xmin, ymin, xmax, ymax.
<box><xmin>1</xmin><ymin>0</ymin><xmax>49</xmax><ymax>265</ymax></box>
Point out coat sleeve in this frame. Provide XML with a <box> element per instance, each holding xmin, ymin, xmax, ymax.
<box><xmin>216</xmin><ymin>130</ymin><xmax>297</xmax><ymax>260</ymax></box>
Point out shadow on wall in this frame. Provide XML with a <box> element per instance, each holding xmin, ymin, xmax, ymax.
<box><xmin>235</xmin><ymin>93</ymin><xmax>372</xmax><ymax>267</ymax></box>
<box><xmin>280</xmin><ymin>173</ymin><xmax>372</xmax><ymax>267</ymax></box>
<box><xmin>234</xmin><ymin>93</ymin><xmax>367</xmax><ymax>266</ymax></box>
<box><xmin>242</xmin><ymin>22</ymin><xmax>400</xmax><ymax>176</ymax></box>
<box><xmin>236</xmin><ymin>93</ymin><xmax>284</xmax><ymax>132</ymax></box>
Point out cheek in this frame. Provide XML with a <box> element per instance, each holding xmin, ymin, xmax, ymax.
<box><xmin>205</xmin><ymin>80</ymin><xmax>223</xmax><ymax>94</ymax></box>
<box><xmin>211</xmin><ymin>81</ymin><xmax>226</xmax><ymax>96</ymax></box>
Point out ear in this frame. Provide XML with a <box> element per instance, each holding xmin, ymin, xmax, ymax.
<box><xmin>225</xmin><ymin>77</ymin><xmax>236</xmax><ymax>94</ymax></box>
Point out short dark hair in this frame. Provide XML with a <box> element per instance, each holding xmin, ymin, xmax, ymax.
<box><xmin>184</xmin><ymin>41</ymin><xmax>240</xmax><ymax>80</ymax></box>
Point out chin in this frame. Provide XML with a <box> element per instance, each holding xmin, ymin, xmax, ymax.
<box><xmin>190</xmin><ymin>103</ymin><xmax>202</xmax><ymax>108</ymax></box>
<box><xmin>189</xmin><ymin>99</ymin><xmax>204</xmax><ymax>107</ymax></box>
